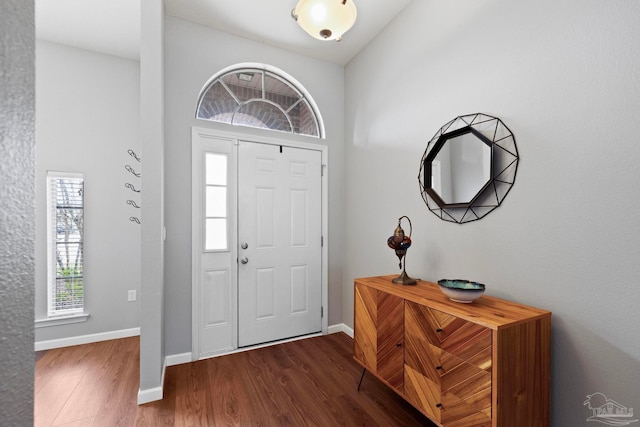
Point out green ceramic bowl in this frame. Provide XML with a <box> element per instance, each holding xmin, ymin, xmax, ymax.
<box><xmin>438</xmin><ymin>279</ymin><xmax>485</xmax><ymax>303</ymax></box>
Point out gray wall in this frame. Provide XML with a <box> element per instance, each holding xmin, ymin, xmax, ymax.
<box><xmin>344</xmin><ymin>0</ymin><xmax>640</xmax><ymax>425</ymax></box>
<box><xmin>34</xmin><ymin>40</ymin><xmax>141</xmax><ymax>343</ymax></box>
<box><xmin>162</xmin><ymin>16</ymin><xmax>346</xmax><ymax>356</ymax></box>
<box><xmin>0</xmin><ymin>0</ymin><xmax>35</xmax><ymax>425</ymax></box>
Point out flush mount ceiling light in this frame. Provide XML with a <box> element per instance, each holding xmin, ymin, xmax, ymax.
<box><xmin>291</xmin><ymin>0</ymin><xmax>357</xmax><ymax>42</ymax></box>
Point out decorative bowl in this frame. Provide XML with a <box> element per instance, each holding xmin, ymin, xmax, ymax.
<box><xmin>438</xmin><ymin>279</ymin><xmax>485</xmax><ymax>303</ymax></box>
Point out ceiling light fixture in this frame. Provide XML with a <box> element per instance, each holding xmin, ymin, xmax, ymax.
<box><xmin>291</xmin><ymin>0</ymin><xmax>357</xmax><ymax>42</ymax></box>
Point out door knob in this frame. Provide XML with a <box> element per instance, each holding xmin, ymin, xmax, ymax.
<box><xmin>240</xmin><ymin>257</ymin><xmax>249</xmax><ymax>264</ymax></box>
<box><xmin>241</xmin><ymin>242</ymin><xmax>248</xmax><ymax>250</ymax></box>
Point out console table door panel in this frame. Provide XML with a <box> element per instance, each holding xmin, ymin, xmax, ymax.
<box><xmin>354</xmin><ymin>283</ymin><xmax>377</xmax><ymax>370</ymax></box>
<box><xmin>376</xmin><ymin>291</ymin><xmax>404</xmax><ymax>391</ymax></box>
<box><xmin>354</xmin><ymin>283</ymin><xmax>404</xmax><ymax>391</ymax></box>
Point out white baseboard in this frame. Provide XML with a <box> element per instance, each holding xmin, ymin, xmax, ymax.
<box><xmin>35</xmin><ymin>327</ymin><xmax>141</xmax><ymax>351</ymax></box>
<box><xmin>138</xmin><ymin>354</ymin><xmax>168</xmax><ymax>405</ymax></box>
<box><xmin>165</xmin><ymin>352</ymin><xmax>192</xmax><ymax>367</ymax></box>
<box><xmin>328</xmin><ymin>323</ymin><xmax>354</xmax><ymax>338</ymax></box>
<box><xmin>137</xmin><ymin>385</ymin><xmax>163</xmax><ymax>405</ymax></box>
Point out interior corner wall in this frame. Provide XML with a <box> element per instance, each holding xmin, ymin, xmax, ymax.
<box><xmin>344</xmin><ymin>0</ymin><xmax>640</xmax><ymax>425</ymax></box>
<box><xmin>34</xmin><ymin>40</ymin><xmax>141</xmax><ymax>343</ymax></box>
<box><xmin>0</xmin><ymin>0</ymin><xmax>35</xmax><ymax>424</ymax></box>
<box><xmin>162</xmin><ymin>15</ymin><xmax>345</xmax><ymax>356</ymax></box>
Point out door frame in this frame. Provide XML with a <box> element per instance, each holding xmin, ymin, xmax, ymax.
<box><xmin>191</xmin><ymin>126</ymin><xmax>329</xmax><ymax>360</ymax></box>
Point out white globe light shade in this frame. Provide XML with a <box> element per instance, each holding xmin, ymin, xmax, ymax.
<box><xmin>292</xmin><ymin>0</ymin><xmax>357</xmax><ymax>42</ymax></box>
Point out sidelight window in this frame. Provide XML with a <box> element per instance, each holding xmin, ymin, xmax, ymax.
<box><xmin>205</xmin><ymin>153</ymin><xmax>228</xmax><ymax>251</ymax></box>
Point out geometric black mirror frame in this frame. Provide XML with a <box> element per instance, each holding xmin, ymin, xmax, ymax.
<box><xmin>418</xmin><ymin>113</ymin><xmax>519</xmax><ymax>224</ymax></box>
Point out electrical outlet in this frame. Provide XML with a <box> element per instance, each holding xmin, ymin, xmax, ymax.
<box><xmin>128</xmin><ymin>290</ymin><xmax>136</xmax><ymax>302</ymax></box>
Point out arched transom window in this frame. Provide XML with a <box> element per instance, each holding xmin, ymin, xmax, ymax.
<box><xmin>196</xmin><ymin>64</ymin><xmax>324</xmax><ymax>138</ymax></box>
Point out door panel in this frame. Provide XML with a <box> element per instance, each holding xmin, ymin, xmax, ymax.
<box><xmin>290</xmin><ymin>265</ymin><xmax>308</xmax><ymax>314</ymax></box>
<box><xmin>256</xmin><ymin>267</ymin><xmax>275</xmax><ymax>319</ymax></box>
<box><xmin>238</xmin><ymin>141</ymin><xmax>322</xmax><ymax>347</ymax></box>
<box><xmin>192</xmin><ymin>134</ymin><xmax>237</xmax><ymax>358</ymax></box>
<box><xmin>203</xmin><ymin>269</ymin><xmax>230</xmax><ymax>326</ymax></box>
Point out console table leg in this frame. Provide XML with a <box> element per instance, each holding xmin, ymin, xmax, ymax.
<box><xmin>357</xmin><ymin>368</ymin><xmax>366</xmax><ymax>391</ymax></box>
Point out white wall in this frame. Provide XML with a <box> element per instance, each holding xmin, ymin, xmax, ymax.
<box><xmin>162</xmin><ymin>16</ymin><xmax>345</xmax><ymax>356</ymax></box>
<box><xmin>35</xmin><ymin>41</ymin><xmax>141</xmax><ymax>343</ymax></box>
<box><xmin>0</xmin><ymin>0</ymin><xmax>35</xmax><ymax>424</ymax></box>
<box><xmin>344</xmin><ymin>0</ymin><xmax>640</xmax><ymax>425</ymax></box>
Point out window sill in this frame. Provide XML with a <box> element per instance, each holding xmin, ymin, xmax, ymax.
<box><xmin>35</xmin><ymin>313</ymin><xmax>90</xmax><ymax>328</ymax></box>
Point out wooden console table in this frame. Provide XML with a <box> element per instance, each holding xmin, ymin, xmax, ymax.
<box><xmin>353</xmin><ymin>276</ymin><xmax>551</xmax><ymax>427</ymax></box>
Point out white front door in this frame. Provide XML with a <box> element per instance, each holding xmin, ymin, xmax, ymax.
<box><xmin>192</xmin><ymin>128</ymin><xmax>326</xmax><ymax>359</ymax></box>
<box><xmin>237</xmin><ymin>141</ymin><xmax>322</xmax><ymax>347</ymax></box>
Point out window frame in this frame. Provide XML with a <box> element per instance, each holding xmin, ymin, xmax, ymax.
<box><xmin>204</xmin><ymin>152</ymin><xmax>230</xmax><ymax>252</ymax></box>
<box><xmin>195</xmin><ymin>63</ymin><xmax>325</xmax><ymax>139</ymax></box>
<box><xmin>46</xmin><ymin>171</ymin><xmax>85</xmax><ymax>318</ymax></box>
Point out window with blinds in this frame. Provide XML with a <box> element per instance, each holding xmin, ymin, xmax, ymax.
<box><xmin>47</xmin><ymin>172</ymin><xmax>84</xmax><ymax>316</ymax></box>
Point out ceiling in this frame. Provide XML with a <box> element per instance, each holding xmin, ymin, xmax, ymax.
<box><xmin>35</xmin><ymin>0</ymin><xmax>412</xmax><ymax>65</ymax></box>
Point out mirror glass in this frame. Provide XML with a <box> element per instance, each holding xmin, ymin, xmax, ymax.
<box><xmin>431</xmin><ymin>132</ymin><xmax>491</xmax><ymax>205</ymax></box>
<box><xmin>419</xmin><ymin>113</ymin><xmax>519</xmax><ymax>224</ymax></box>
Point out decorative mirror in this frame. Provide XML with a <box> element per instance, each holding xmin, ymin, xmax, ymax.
<box><xmin>418</xmin><ymin>113</ymin><xmax>519</xmax><ymax>224</ymax></box>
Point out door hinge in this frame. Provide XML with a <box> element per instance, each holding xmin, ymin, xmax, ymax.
<box><xmin>321</xmin><ymin>164</ymin><xmax>326</xmax><ymax>176</ymax></box>
<box><xmin>321</xmin><ymin>306</ymin><xmax>324</xmax><ymax>318</ymax></box>
<box><xmin>321</xmin><ymin>236</ymin><xmax>324</xmax><ymax>247</ymax></box>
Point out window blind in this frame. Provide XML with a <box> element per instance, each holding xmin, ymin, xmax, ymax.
<box><xmin>47</xmin><ymin>173</ymin><xmax>84</xmax><ymax>316</ymax></box>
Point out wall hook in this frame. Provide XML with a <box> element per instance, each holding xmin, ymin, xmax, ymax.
<box><xmin>128</xmin><ymin>149</ymin><xmax>141</xmax><ymax>162</ymax></box>
<box><xmin>125</xmin><ymin>164</ymin><xmax>140</xmax><ymax>177</ymax></box>
<box><xmin>125</xmin><ymin>183</ymin><xmax>140</xmax><ymax>193</ymax></box>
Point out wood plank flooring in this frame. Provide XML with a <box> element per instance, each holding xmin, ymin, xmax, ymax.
<box><xmin>35</xmin><ymin>333</ymin><xmax>434</xmax><ymax>426</ymax></box>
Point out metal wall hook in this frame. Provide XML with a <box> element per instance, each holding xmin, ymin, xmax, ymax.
<box><xmin>128</xmin><ymin>149</ymin><xmax>141</xmax><ymax>162</ymax></box>
<box><xmin>125</xmin><ymin>164</ymin><xmax>140</xmax><ymax>177</ymax></box>
<box><xmin>125</xmin><ymin>183</ymin><xmax>140</xmax><ymax>193</ymax></box>
<box><xmin>125</xmin><ymin>150</ymin><xmax>142</xmax><ymax>222</ymax></box>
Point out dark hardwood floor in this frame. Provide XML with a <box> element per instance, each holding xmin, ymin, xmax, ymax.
<box><xmin>35</xmin><ymin>333</ymin><xmax>434</xmax><ymax>426</ymax></box>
